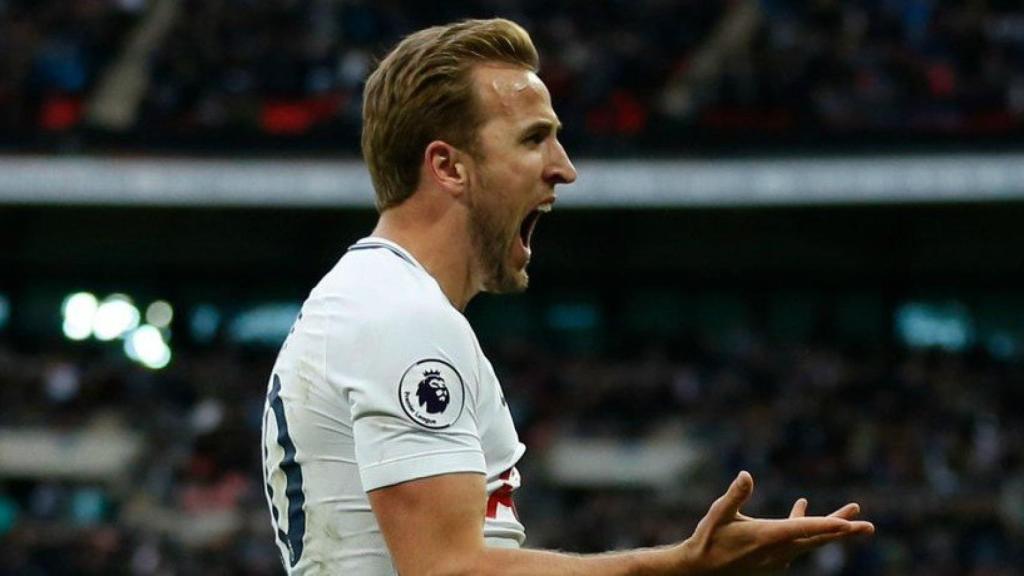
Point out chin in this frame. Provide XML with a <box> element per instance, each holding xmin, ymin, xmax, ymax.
<box><xmin>485</xmin><ymin>268</ymin><xmax>529</xmax><ymax>294</ymax></box>
<box><xmin>510</xmin><ymin>273</ymin><xmax>529</xmax><ymax>293</ymax></box>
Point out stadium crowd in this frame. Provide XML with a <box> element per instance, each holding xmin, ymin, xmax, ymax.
<box><xmin>0</xmin><ymin>0</ymin><xmax>142</xmax><ymax>136</ymax></box>
<box><xmin>1</xmin><ymin>324</ymin><xmax>1021</xmax><ymax>574</ymax></box>
<box><xmin>3</xmin><ymin>0</ymin><xmax>1024</xmax><ymax>151</ymax></box>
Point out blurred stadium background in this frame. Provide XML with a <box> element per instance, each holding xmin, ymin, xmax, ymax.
<box><xmin>2</xmin><ymin>0</ymin><xmax>1024</xmax><ymax>574</ymax></box>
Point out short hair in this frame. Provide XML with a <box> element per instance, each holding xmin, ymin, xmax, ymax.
<box><xmin>361</xmin><ymin>18</ymin><xmax>539</xmax><ymax>211</ymax></box>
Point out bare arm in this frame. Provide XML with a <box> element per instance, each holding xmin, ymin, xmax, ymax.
<box><xmin>368</xmin><ymin>471</ymin><xmax>874</xmax><ymax>576</ymax></box>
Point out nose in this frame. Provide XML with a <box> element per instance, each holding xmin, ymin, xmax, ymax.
<box><xmin>544</xmin><ymin>139</ymin><xmax>578</xmax><ymax>186</ymax></box>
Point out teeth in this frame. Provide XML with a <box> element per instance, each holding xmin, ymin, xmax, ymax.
<box><xmin>536</xmin><ymin>204</ymin><xmax>553</xmax><ymax>213</ymax></box>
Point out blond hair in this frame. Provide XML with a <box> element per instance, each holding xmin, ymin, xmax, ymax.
<box><xmin>361</xmin><ymin>19</ymin><xmax>539</xmax><ymax>211</ymax></box>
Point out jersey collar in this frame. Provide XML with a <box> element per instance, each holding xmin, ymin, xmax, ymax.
<box><xmin>348</xmin><ymin>237</ymin><xmax>426</xmax><ymax>271</ymax></box>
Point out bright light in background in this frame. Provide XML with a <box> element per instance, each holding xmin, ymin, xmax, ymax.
<box><xmin>125</xmin><ymin>325</ymin><xmax>171</xmax><ymax>369</ymax></box>
<box><xmin>61</xmin><ymin>292</ymin><xmax>173</xmax><ymax>369</ymax></box>
<box><xmin>895</xmin><ymin>300</ymin><xmax>973</xmax><ymax>351</ymax></box>
<box><xmin>62</xmin><ymin>292</ymin><xmax>99</xmax><ymax>341</ymax></box>
<box><xmin>146</xmin><ymin>300</ymin><xmax>174</xmax><ymax>328</ymax></box>
<box><xmin>228</xmin><ymin>302</ymin><xmax>301</xmax><ymax>346</ymax></box>
<box><xmin>190</xmin><ymin>304</ymin><xmax>221</xmax><ymax>344</ymax></box>
<box><xmin>92</xmin><ymin>295</ymin><xmax>140</xmax><ymax>341</ymax></box>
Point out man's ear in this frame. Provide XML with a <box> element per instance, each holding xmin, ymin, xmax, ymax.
<box><xmin>424</xmin><ymin>140</ymin><xmax>468</xmax><ymax>198</ymax></box>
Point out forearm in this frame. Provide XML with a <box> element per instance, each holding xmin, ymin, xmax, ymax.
<box><xmin>456</xmin><ymin>544</ymin><xmax>689</xmax><ymax>576</ymax></box>
<box><xmin>374</xmin><ymin>472</ymin><xmax>871</xmax><ymax>576</ymax></box>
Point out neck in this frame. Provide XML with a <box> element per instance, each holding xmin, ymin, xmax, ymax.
<box><xmin>371</xmin><ymin>195</ymin><xmax>480</xmax><ymax>311</ymax></box>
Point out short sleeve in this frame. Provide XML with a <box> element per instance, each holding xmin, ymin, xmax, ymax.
<box><xmin>335</xmin><ymin>303</ymin><xmax>485</xmax><ymax>491</ymax></box>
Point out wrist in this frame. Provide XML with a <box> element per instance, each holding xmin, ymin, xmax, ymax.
<box><xmin>671</xmin><ymin>539</ymin><xmax>708</xmax><ymax>576</ymax></box>
<box><xmin>635</xmin><ymin>543</ymin><xmax>702</xmax><ymax>576</ymax></box>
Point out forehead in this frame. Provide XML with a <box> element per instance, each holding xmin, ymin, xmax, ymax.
<box><xmin>471</xmin><ymin>63</ymin><xmax>555</xmax><ymax>125</ymax></box>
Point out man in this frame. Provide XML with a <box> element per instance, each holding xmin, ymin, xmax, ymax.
<box><xmin>262</xmin><ymin>18</ymin><xmax>874</xmax><ymax>575</ymax></box>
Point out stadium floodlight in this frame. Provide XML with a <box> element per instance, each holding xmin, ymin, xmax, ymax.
<box><xmin>123</xmin><ymin>331</ymin><xmax>140</xmax><ymax>362</ymax></box>
<box><xmin>127</xmin><ymin>324</ymin><xmax>171</xmax><ymax>369</ymax></box>
<box><xmin>62</xmin><ymin>292</ymin><xmax>99</xmax><ymax>341</ymax></box>
<box><xmin>92</xmin><ymin>295</ymin><xmax>140</xmax><ymax>341</ymax></box>
<box><xmin>145</xmin><ymin>300</ymin><xmax>174</xmax><ymax>328</ymax></box>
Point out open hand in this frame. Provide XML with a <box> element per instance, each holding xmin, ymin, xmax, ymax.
<box><xmin>674</xmin><ymin>471</ymin><xmax>874</xmax><ymax>575</ymax></box>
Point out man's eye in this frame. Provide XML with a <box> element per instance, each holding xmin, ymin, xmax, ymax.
<box><xmin>525</xmin><ymin>133</ymin><xmax>545</xmax><ymax>145</ymax></box>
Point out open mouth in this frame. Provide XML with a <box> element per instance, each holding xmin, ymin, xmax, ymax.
<box><xmin>518</xmin><ymin>202</ymin><xmax>553</xmax><ymax>250</ymax></box>
<box><xmin>519</xmin><ymin>209</ymin><xmax>541</xmax><ymax>249</ymax></box>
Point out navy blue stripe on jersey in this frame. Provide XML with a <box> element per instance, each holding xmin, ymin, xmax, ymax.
<box><xmin>262</xmin><ymin>410</ymin><xmax>291</xmax><ymax>568</ymax></box>
<box><xmin>347</xmin><ymin>243</ymin><xmax>416</xmax><ymax>267</ymax></box>
<box><xmin>269</xmin><ymin>374</ymin><xmax>307</xmax><ymax>567</ymax></box>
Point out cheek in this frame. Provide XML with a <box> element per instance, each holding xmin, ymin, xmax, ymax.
<box><xmin>487</xmin><ymin>148</ymin><xmax>541</xmax><ymax>180</ymax></box>
<box><xmin>474</xmin><ymin>173</ymin><xmax>514</xmax><ymax>225</ymax></box>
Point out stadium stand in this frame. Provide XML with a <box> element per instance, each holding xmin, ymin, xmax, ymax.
<box><xmin>0</xmin><ymin>0</ymin><xmax>142</xmax><ymax>137</ymax></box>
<box><xmin>2</xmin><ymin>0</ymin><xmax>1022</xmax><ymax>152</ymax></box>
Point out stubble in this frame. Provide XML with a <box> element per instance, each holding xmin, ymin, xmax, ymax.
<box><xmin>468</xmin><ymin>170</ymin><xmax>528</xmax><ymax>295</ymax></box>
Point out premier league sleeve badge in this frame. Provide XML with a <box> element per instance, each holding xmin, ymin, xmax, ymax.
<box><xmin>397</xmin><ymin>359</ymin><xmax>466</xmax><ymax>429</ymax></box>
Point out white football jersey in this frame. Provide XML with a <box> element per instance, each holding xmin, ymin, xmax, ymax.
<box><xmin>261</xmin><ymin>237</ymin><xmax>526</xmax><ymax>575</ymax></box>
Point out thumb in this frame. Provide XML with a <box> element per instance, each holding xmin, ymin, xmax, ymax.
<box><xmin>699</xmin><ymin>471</ymin><xmax>754</xmax><ymax>534</ymax></box>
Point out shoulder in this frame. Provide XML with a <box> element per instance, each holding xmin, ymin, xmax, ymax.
<box><xmin>316</xmin><ymin>244</ymin><xmax>478</xmax><ymax>371</ymax></box>
<box><xmin>372</xmin><ymin>287</ymin><xmax>476</xmax><ymax>365</ymax></box>
<box><xmin>315</xmin><ymin>242</ymin><xmax>424</xmax><ymax>304</ymax></box>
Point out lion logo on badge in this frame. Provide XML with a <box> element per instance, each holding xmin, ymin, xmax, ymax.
<box><xmin>398</xmin><ymin>359</ymin><xmax>465</xmax><ymax>429</ymax></box>
<box><xmin>416</xmin><ymin>370</ymin><xmax>450</xmax><ymax>414</ymax></box>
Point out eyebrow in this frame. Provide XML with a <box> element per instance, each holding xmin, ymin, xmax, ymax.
<box><xmin>520</xmin><ymin>119</ymin><xmax>562</xmax><ymax>137</ymax></box>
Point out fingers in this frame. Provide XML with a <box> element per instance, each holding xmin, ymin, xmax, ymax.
<box><xmin>707</xmin><ymin>471</ymin><xmax>753</xmax><ymax>526</ymax></box>
<box><xmin>761</xmin><ymin>516</ymin><xmax>853</xmax><ymax>543</ymax></box>
<box><xmin>793</xmin><ymin>519</ymin><xmax>872</xmax><ymax>547</ymax></box>
<box><xmin>825</xmin><ymin>504</ymin><xmax>873</xmax><ymax>534</ymax></box>
<box><xmin>720</xmin><ymin>493</ymin><xmax>869</xmax><ymax>533</ymax></box>
<box><xmin>783</xmin><ymin>518</ymin><xmax>876</xmax><ymax>559</ymax></box>
<box><xmin>795</xmin><ymin>531</ymin><xmax>850</xmax><ymax>548</ymax></box>
<box><xmin>694</xmin><ymin>471</ymin><xmax>754</xmax><ymax>541</ymax></box>
<box><xmin>845</xmin><ymin>520</ymin><xmax>875</xmax><ymax>535</ymax></box>
<box><xmin>790</xmin><ymin>500</ymin><xmax>862</xmax><ymax>521</ymax></box>
<box><xmin>788</xmin><ymin>498</ymin><xmax>808</xmax><ymax>519</ymax></box>
<box><xmin>828</xmin><ymin>503</ymin><xmax>860</xmax><ymax>520</ymax></box>
<box><xmin>687</xmin><ymin>494</ymin><xmax>876</xmax><ymax>572</ymax></box>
